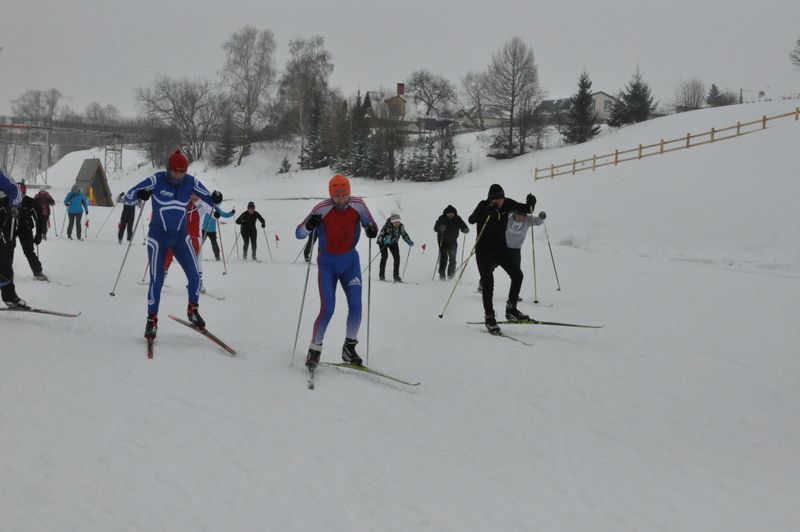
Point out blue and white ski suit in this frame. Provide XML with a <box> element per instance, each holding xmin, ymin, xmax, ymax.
<box><xmin>125</xmin><ymin>171</ymin><xmax>215</xmax><ymax>315</ymax></box>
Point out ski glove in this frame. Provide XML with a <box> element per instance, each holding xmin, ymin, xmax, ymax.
<box><xmin>213</xmin><ymin>210</ymin><xmax>221</xmax><ymax>219</ymax></box>
<box><xmin>438</xmin><ymin>224</ymin><xmax>446</xmax><ymax>232</ymax></box>
<box><xmin>526</xmin><ymin>193</ymin><xmax>537</xmax><ymax>208</ymax></box>
<box><xmin>33</xmin><ymin>233</ymin><xmax>42</xmax><ymax>245</ymax></box>
<box><xmin>305</xmin><ymin>214</ymin><xmax>323</xmax><ymax>231</ymax></box>
<box><xmin>365</xmin><ymin>225</ymin><xmax>378</xmax><ymax>238</ymax></box>
<box><xmin>211</xmin><ymin>190</ymin><xmax>223</xmax><ymax>204</ymax></box>
<box><xmin>137</xmin><ymin>189</ymin><xmax>152</xmax><ymax>201</ymax></box>
<box><xmin>538</xmin><ymin>211</ymin><xmax>546</xmax><ymax>220</ymax></box>
<box><xmin>9</xmin><ymin>206</ymin><xmax>19</xmax><ymax>218</ymax></box>
<box><xmin>261</xmin><ymin>223</ymin><xmax>266</xmax><ymax>229</ymax></box>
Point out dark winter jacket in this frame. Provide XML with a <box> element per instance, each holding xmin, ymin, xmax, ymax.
<box><xmin>468</xmin><ymin>197</ymin><xmax>529</xmax><ymax>252</ymax></box>
<box><xmin>433</xmin><ymin>205</ymin><xmax>469</xmax><ymax>248</ymax></box>
<box><xmin>0</xmin><ymin>195</ymin><xmax>44</xmax><ymax>238</ymax></box>
<box><xmin>34</xmin><ymin>190</ymin><xmax>55</xmax><ymax>216</ymax></box>
<box><xmin>235</xmin><ymin>210</ymin><xmax>266</xmax><ymax>235</ymax></box>
<box><xmin>378</xmin><ymin>219</ymin><xmax>413</xmax><ymax>247</ymax></box>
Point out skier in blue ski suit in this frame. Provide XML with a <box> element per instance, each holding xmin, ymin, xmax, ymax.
<box><xmin>295</xmin><ymin>174</ymin><xmax>378</xmax><ymax>369</ymax></box>
<box><xmin>0</xmin><ymin>168</ymin><xmax>28</xmax><ymax>308</ymax></box>
<box><xmin>124</xmin><ymin>150</ymin><xmax>223</xmax><ymax>339</ymax></box>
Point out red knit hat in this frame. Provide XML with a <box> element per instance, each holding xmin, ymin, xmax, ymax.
<box><xmin>328</xmin><ymin>174</ymin><xmax>351</xmax><ymax>197</ymax></box>
<box><xmin>168</xmin><ymin>150</ymin><xmax>189</xmax><ymax>172</ymax></box>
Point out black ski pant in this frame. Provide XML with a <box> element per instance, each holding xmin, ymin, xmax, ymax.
<box><xmin>9</xmin><ymin>231</ymin><xmax>43</xmax><ymax>275</ymax></box>
<box><xmin>0</xmin><ymin>236</ymin><xmax>17</xmax><ymax>302</ymax></box>
<box><xmin>438</xmin><ymin>243</ymin><xmax>458</xmax><ymax>278</ymax></box>
<box><xmin>379</xmin><ymin>242</ymin><xmax>401</xmax><ymax>279</ymax></box>
<box><xmin>203</xmin><ymin>232</ymin><xmax>220</xmax><ymax>260</ymax></box>
<box><xmin>241</xmin><ymin>231</ymin><xmax>257</xmax><ymax>259</ymax></box>
<box><xmin>67</xmin><ymin>213</ymin><xmax>83</xmax><ymax>239</ymax></box>
<box><xmin>41</xmin><ymin>215</ymin><xmax>51</xmax><ymax>239</ymax></box>
<box><xmin>118</xmin><ymin>210</ymin><xmax>135</xmax><ymax>242</ymax></box>
<box><xmin>476</xmin><ymin>245</ymin><xmax>523</xmax><ymax>317</ymax></box>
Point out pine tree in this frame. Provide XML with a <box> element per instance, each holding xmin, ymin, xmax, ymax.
<box><xmin>212</xmin><ymin>118</ymin><xmax>236</xmax><ymax>167</ymax></box>
<box><xmin>608</xmin><ymin>67</ymin><xmax>656</xmax><ymax>127</ymax></box>
<box><xmin>561</xmin><ymin>71</ymin><xmax>601</xmax><ymax>144</ymax></box>
<box><xmin>299</xmin><ymin>92</ymin><xmax>329</xmax><ymax>170</ymax></box>
<box><xmin>277</xmin><ymin>156</ymin><xmax>291</xmax><ymax>174</ymax></box>
<box><xmin>442</xmin><ymin>133</ymin><xmax>458</xmax><ymax>179</ymax></box>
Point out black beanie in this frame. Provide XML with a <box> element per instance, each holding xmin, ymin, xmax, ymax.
<box><xmin>443</xmin><ymin>204</ymin><xmax>457</xmax><ymax>215</ymax></box>
<box><xmin>488</xmin><ymin>184</ymin><xmax>505</xmax><ymax>199</ymax></box>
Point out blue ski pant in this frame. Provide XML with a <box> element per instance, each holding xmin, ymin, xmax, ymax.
<box><xmin>311</xmin><ymin>250</ymin><xmax>363</xmax><ymax>346</ymax></box>
<box><xmin>146</xmin><ymin>228</ymin><xmax>200</xmax><ymax>316</ymax></box>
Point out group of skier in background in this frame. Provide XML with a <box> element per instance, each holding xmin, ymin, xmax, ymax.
<box><xmin>2</xmin><ymin>157</ymin><xmax>545</xmax><ymax>369</ymax></box>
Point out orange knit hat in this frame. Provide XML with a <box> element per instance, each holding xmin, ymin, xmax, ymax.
<box><xmin>328</xmin><ymin>174</ymin><xmax>351</xmax><ymax>197</ymax></box>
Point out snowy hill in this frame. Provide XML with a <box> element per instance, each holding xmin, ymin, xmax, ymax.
<box><xmin>2</xmin><ymin>101</ymin><xmax>799</xmax><ymax>532</ymax></box>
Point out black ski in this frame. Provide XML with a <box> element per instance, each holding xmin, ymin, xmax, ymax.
<box><xmin>480</xmin><ymin>328</ymin><xmax>533</xmax><ymax>346</ymax></box>
<box><xmin>319</xmin><ymin>361</ymin><xmax>420</xmax><ymax>386</ymax></box>
<box><xmin>0</xmin><ymin>306</ymin><xmax>81</xmax><ymax>318</ymax></box>
<box><xmin>147</xmin><ymin>338</ymin><xmax>155</xmax><ymax>359</ymax></box>
<box><xmin>167</xmin><ymin>314</ymin><xmax>237</xmax><ymax>355</ymax></box>
<box><xmin>307</xmin><ymin>368</ymin><xmax>316</xmax><ymax>390</ymax></box>
<box><xmin>467</xmin><ymin>319</ymin><xmax>604</xmax><ymax>329</ymax></box>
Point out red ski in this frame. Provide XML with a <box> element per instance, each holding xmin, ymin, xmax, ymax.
<box><xmin>167</xmin><ymin>314</ymin><xmax>237</xmax><ymax>356</ymax></box>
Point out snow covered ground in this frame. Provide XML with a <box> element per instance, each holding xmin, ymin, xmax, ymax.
<box><xmin>2</xmin><ymin>100</ymin><xmax>799</xmax><ymax>531</ymax></box>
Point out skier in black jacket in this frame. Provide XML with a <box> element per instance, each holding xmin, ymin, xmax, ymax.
<box><xmin>433</xmin><ymin>204</ymin><xmax>469</xmax><ymax>279</ymax></box>
<box><xmin>0</xmin><ymin>183</ymin><xmax>46</xmax><ymax>281</ymax></box>
<box><xmin>235</xmin><ymin>201</ymin><xmax>266</xmax><ymax>261</ymax></box>
<box><xmin>468</xmin><ymin>183</ymin><xmax>536</xmax><ymax>333</ymax></box>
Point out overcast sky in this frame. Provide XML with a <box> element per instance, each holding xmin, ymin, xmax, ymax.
<box><xmin>2</xmin><ymin>0</ymin><xmax>799</xmax><ymax>118</ymax></box>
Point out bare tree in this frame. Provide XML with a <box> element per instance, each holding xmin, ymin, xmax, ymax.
<box><xmin>673</xmin><ymin>77</ymin><xmax>706</xmax><ymax>112</ymax></box>
<box><xmin>135</xmin><ymin>75</ymin><xmax>223</xmax><ymax>161</ymax></box>
<box><xmin>791</xmin><ymin>36</ymin><xmax>800</xmax><ymax>68</ymax></box>
<box><xmin>221</xmin><ymin>26</ymin><xmax>277</xmax><ymax>165</ymax></box>
<box><xmin>461</xmin><ymin>71</ymin><xmax>489</xmax><ymax>128</ymax></box>
<box><xmin>406</xmin><ymin>70</ymin><xmax>456</xmax><ymax>116</ymax></box>
<box><xmin>485</xmin><ymin>37</ymin><xmax>543</xmax><ymax>156</ymax></box>
<box><xmin>85</xmin><ymin>102</ymin><xmax>121</xmax><ymax>126</ymax></box>
<box><xmin>11</xmin><ymin>89</ymin><xmax>62</xmax><ymax>124</ymax></box>
<box><xmin>277</xmin><ymin>36</ymin><xmax>334</xmax><ymax>156</ymax></box>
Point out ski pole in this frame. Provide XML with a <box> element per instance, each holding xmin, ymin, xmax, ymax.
<box><xmin>95</xmin><ymin>203</ymin><xmax>119</xmax><ymax>238</ymax></box>
<box><xmin>59</xmin><ymin>209</ymin><xmax>67</xmax><ymax>238</ymax></box>
<box><xmin>290</xmin><ymin>228</ymin><xmax>317</xmax><ymax>366</ymax></box>
<box><xmin>431</xmin><ymin>230</ymin><xmax>442</xmax><ymax>281</ymax></box>
<box><xmin>217</xmin><ymin>219</ymin><xmax>228</xmax><ymax>275</ymax></box>
<box><xmin>82</xmin><ymin>216</ymin><xmax>90</xmax><ymax>240</ymax></box>
<box><xmin>262</xmin><ymin>227</ymin><xmax>273</xmax><ymax>261</ymax></box>
<box><xmin>461</xmin><ymin>232</ymin><xmax>465</xmax><ymax>265</ymax></box>
<box><xmin>543</xmin><ymin>221</ymin><xmax>561</xmax><ymax>291</ymax></box>
<box><xmin>530</xmin><ymin>207</ymin><xmax>539</xmax><ymax>304</ymax></box>
<box><xmin>52</xmin><ymin>208</ymin><xmax>59</xmax><ymax>237</ymax></box>
<box><xmin>293</xmin><ymin>243</ymin><xmax>306</xmax><ymax>263</ymax></box>
<box><xmin>366</xmin><ymin>237</ymin><xmax>372</xmax><ymax>365</ymax></box>
<box><xmin>401</xmin><ymin>244</ymin><xmax>412</xmax><ymax>279</ymax></box>
<box><xmin>438</xmin><ymin>214</ymin><xmax>489</xmax><ymax>318</ymax></box>
<box><xmin>140</xmin><ymin>257</ymin><xmax>149</xmax><ymax>284</ymax></box>
<box><xmin>361</xmin><ymin>248</ymin><xmax>380</xmax><ymax>275</ymax></box>
<box><xmin>228</xmin><ymin>229</ymin><xmax>240</xmax><ymax>260</ymax></box>
<box><xmin>109</xmin><ymin>204</ymin><xmax>146</xmax><ymax>296</ymax></box>
<box><xmin>140</xmin><ymin>204</ymin><xmax>148</xmax><ymax>245</ymax></box>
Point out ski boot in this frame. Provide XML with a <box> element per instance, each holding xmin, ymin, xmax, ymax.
<box><xmin>485</xmin><ymin>312</ymin><xmax>501</xmax><ymax>335</ymax></box>
<box><xmin>393</xmin><ymin>275</ymin><xmax>402</xmax><ymax>283</ymax></box>
<box><xmin>33</xmin><ymin>271</ymin><xmax>48</xmax><ymax>281</ymax></box>
<box><xmin>144</xmin><ymin>315</ymin><xmax>158</xmax><ymax>339</ymax></box>
<box><xmin>306</xmin><ymin>344</ymin><xmax>322</xmax><ymax>370</ymax></box>
<box><xmin>505</xmin><ymin>301</ymin><xmax>530</xmax><ymax>322</ymax></box>
<box><xmin>1</xmin><ymin>284</ymin><xmax>29</xmax><ymax>310</ymax></box>
<box><xmin>187</xmin><ymin>303</ymin><xmax>206</xmax><ymax>329</ymax></box>
<box><xmin>342</xmin><ymin>338</ymin><xmax>363</xmax><ymax>365</ymax></box>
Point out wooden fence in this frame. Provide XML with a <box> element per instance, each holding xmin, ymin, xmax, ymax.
<box><xmin>533</xmin><ymin>108</ymin><xmax>800</xmax><ymax>180</ymax></box>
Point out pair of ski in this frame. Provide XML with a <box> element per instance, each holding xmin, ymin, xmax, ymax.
<box><xmin>0</xmin><ymin>305</ymin><xmax>80</xmax><ymax>318</ymax></box>
<box><xmin>147</xmin><ymin>315</ymin><xmax>237</xmax><ymax>359</ymax></box>
<box><xmin>469</xmin><ymin>318</ymin><xmax>604</xmax><ymax>346</ymax></box>
<box><xmin>307</xmin><ymin>362</ymin><xmax>420</xmax><ymax>390</ymax></box>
